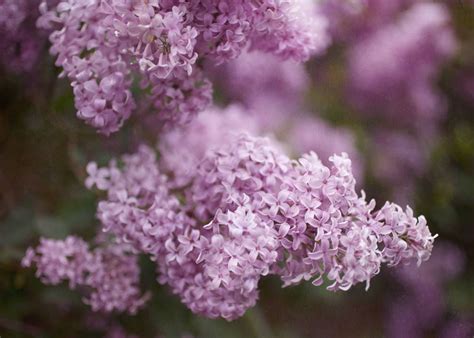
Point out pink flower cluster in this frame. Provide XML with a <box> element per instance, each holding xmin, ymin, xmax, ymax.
<box><xmin>63</xmin><ymin>129</ymin><xmax>433</xmax><ymax>320</ymax></box>
<box><xmin>38</xmin><ymin>0</ymin><xmax>329</xmax><ymax>134</ymax></box>
<box><xmin>22</xmin><ymin>236</ymin><xmax>150</xmax><ymax>314</ymax></box>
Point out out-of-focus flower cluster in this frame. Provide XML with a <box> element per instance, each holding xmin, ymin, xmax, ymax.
<box><xmin>348</xmin><ymin>2</ymin><xmax>457</xmax><ymax>131</ymax></box>
<box><xmin>341</xmin><ymin>1</ymin><xmax>458</xmax><ymax>203</ymax></box>
<box><xmin>25</xmin><ymin>104</ymin><xmax>435</xmax><ymax>320</ymax></box>
<box><xmin>0</xmin><ymin>0</ymin><xmax>44</xmax><ymax>72</ymax></box>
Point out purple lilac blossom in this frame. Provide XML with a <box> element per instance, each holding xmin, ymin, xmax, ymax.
<box><xmin>348</xmin><ymin>2</ymin><xmax>457</xmax><ymax>131</ymax></box>
<box><xmin>22</xmin><ymin>236</ymin><xmax>150</xmax><ymax>314</ymax></box>
<box><xmin>0</xmin><ymin>0</ymin><xmax>28</xmax><ymax>33</ymax></box>
<box><xmin>77</xmin><ymin>131</ymin><xmax>435</xmax><ymax>320</ymax></box>
<box><xmin>345</xmin><ymin>2</ymin><xmax>457</xmax><ymax>202</ymax></box>
<box><xmin>321</xmin><ymin>0</ymin><xmax>415</xmax><ymax>42</ymax></box>
<box><xmin>0</xmin><ymin>0</ymin><xmax>45</xmax><ymax>73</ymax></box>
<box><xmin>37</xmin><ymin>0</ymin><xmax>330</xmax><ymax>134</ymax></box>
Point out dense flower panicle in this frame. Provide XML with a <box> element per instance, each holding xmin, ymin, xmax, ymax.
<box><xmin>36</xmin><ymin>0</ymin><xmax>329</xmax><ymax>133</ymax></box>
<box><xmin>22</xmin><ymin>237</ymin><xmax>149</xmax><ymax>314</ymax></box>
<box><xmin>71</xmin><ymin>52</ymin><xmax>136</xmax><ymax>134</ymax></box>
<box><xmin>83</xmin><ymin>243</ymin><xmax>150</xmax><ymax>314</ymax></box>
<box><xmin>188</xmin><ymin>133</ymin><xmax>291</xmax><ymax>221</ymax></box>
<box><xmin>156</xmin><ymin>204</ymin><xmax>280</xmax><ymax>320</ymax></box>
<box><xmin>80</xmin><ymin>130</ymin><xmax>435</xmax><ymax>320</ymax></box>
<box><xmin>376</xmin><ymin>203</ymin><xmax>435</xmax><ymax>266</ymax></box>
<box><xmin>103</xmin><ymin>2</ymin><xmax>199</xmax><ymax>79</ymax></box>
<box><xmin>37</xmin><ymin>0</ymin><xmax>205</xmax><ymax>133</ymax></box>
<box><xmin>87</xmin><ymin>145</ymin><xmax>190</xmax><ymax>256</ymax></box>
<box><xmin>86</xmin><ymin>138</ymin><xmax>281</xmax><ymax>319</ymax></box>
<box><xmin>348</xmin><ymin>2</ymin><xmax>457</xmax><ymax>129</ymax></box>
<box><xmin>37</xmin><ymin>0</ymin><xmax>134</xmax><ymax>134</ymax></box>
<box><xmin>186</xmin><ymin>0</ymin><xmax>255</xmax><ymax>62</ymax></box>
<box><xmin>188</xmin><ymin>0</ymin><xmax>329</xmax><ymax>63</ymax></box>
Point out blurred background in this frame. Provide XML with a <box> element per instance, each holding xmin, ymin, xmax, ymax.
<box><xmin>1</xmin><ymin>0</ymin><xmax>473</xmax><ymax>337</ymax></box>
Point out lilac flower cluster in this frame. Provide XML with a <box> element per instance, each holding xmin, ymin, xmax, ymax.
<box><xmin>337</xmin><ymin>2</ymin><xmax>458</xmax><ymax>203</ymax></box>
<box><xmin>321</xmin><ymin>0</ymin><xmax>412</xmax><ymax>42</ymax></box>
<box><xmin>69</xmin><ymin>128</ymin><xmax>434</xmax><ymax>320</ymax></box>
<box><xmin>0</xmin><ymin>0</ymin><xmax>44</xmax><ymax>72</ymax></box>
<box><xmin>348</xmin><ymin>2</ymin><xmax>457</xmax><ymax>130</ymax></box>
<box><xmin>22</xmin><ymin>236</ymin><xmax>150</xmax><ymax>314</ymax></box>
<box><xmin>0</xmin><ymin>0</ymin><xmax>28</xmax><ymax>33</ymax></box>
<box><xmin>38</xmin><ymin>0</ymin><xmax>329</xmax><ymax>134</ymax></box>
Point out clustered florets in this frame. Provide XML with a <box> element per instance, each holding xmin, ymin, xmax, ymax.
<box><xmin>22</xmin><ymin>237</ymin><xmax>150</xmax><ymax>314</ymax></box>
<box><xmin>25</xmin><ymin>126</ymin><xmax>435</xmax><ymax>320</ymax></box>
<box><xmin>36</xmin><ymin>0</ymin><xmax>329</xmax><ymax>134</ymax></box>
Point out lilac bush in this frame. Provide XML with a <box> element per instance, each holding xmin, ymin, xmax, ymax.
<box><xmin>2</xmin><ymin>0</ymin><xmax>472</xmax><ymax>335</ymax></box>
